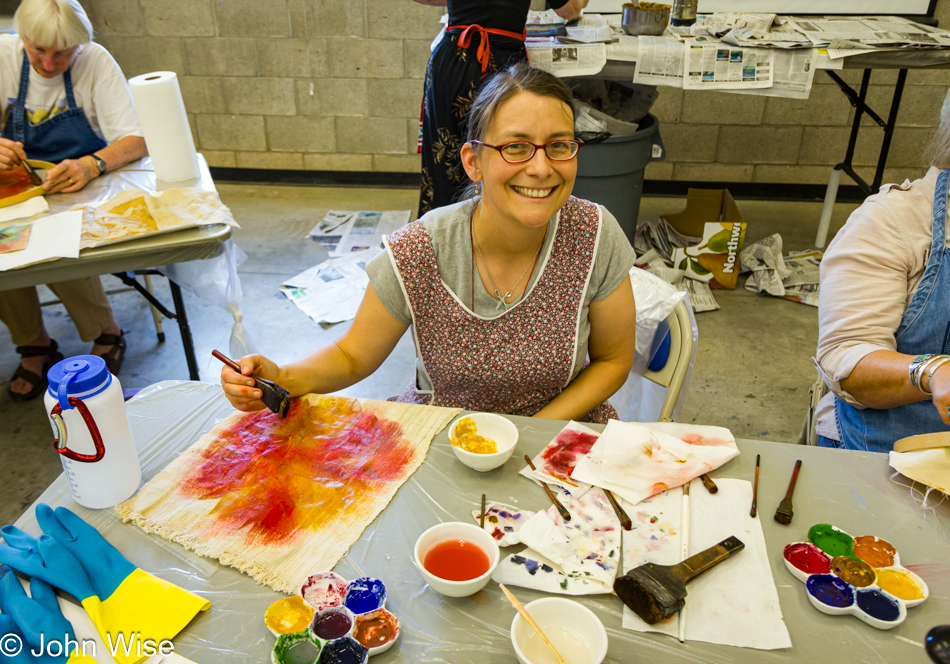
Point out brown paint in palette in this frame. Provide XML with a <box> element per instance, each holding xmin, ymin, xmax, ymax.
<box><xmin>831</xmin><ymin>556</ymin><xmax>876</xmax><ymax>588</ymax></box>
<box><xmin>852</xmin><ymin>536</ymin><xmax>897</xmax><ymax>568</ymax></box>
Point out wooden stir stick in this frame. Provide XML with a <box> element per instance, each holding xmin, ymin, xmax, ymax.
<box><xmin>499</xmin><ymin>584</ymin><xmax>566</xmax><ymax>664</ymax></box>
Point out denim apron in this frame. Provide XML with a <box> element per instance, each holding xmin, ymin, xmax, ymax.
<box><xmin>834</xmin><ymin>167</ymin><xmax>950</xmax><ymax>452</ymax></box>
<box><xmin>2</xmin><ymin>51</ymin><xmax>107</xmax><ymax>162</ymax></box>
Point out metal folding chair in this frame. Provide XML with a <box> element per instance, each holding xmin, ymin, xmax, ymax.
<box><xmin>643</xmin><ymin>299</ymin><xmax>694</xmax><ymax>422</ymax></box>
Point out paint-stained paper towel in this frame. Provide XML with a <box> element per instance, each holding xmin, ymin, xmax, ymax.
<box><xmin>621</xmin><ymin>478</ymin><xmax>792</xmax><ymax>650</ymax></box>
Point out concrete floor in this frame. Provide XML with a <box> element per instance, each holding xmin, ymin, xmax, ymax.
<box><xmin>0</xmin><ymin>184</ymin><xmax>859</xmax><ymax>525</ymax></box>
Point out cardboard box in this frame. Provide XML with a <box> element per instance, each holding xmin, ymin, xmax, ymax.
<box><xmin>663</xmin><ymin>189</ymin><xmax>746</xmax><ymax>290</ymax></box>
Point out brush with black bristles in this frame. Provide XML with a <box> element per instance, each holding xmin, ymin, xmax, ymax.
<box><xmin>774</xmin><ymin>459</ymin><xmax>803</xmax><ymax>525</ymax></box>
<box><xmin>213</xmin><ymin>349</ymin><xmax>291</xmax><ymax>418</ymax></box>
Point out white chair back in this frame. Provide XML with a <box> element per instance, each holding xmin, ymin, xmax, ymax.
<box><xmin>643</xmin><ymin>299</ymin><xmax>694</xmax><ymax>422</ymax></box>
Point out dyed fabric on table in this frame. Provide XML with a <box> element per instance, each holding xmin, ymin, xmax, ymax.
<box><xmin>492</xmin><ymin>487</ymin><xmax>621</xmax><ymax>595</ymax></box>
<box><xmin>519</xmin><ymin>421</ymin><xmax>600</xmax><ymax>497</ymax></box>
<box><xmin>117</xmin><ymin>394</ymin><xmax>460</xmax><ymax>594</ymax></box>
<box><xmin>572</xmin><ymin>420</ymin><xmax>739</xmax><ymax>506</ymax></box>
<box><xmin>0</xmin><ymin>163</ymin><xmax>39</xmax><ymax>207</ymax></box>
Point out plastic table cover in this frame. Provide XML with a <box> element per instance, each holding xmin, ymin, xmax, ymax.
<box><xmin>13</xmin><ymin>381</ymin><xmax>950</xmax><ymax>663</ymax></box>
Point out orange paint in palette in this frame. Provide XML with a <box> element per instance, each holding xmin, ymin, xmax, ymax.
<box><xmin>852</xmin><ymin>536</ymin><xmax>896</xmax><ymax>568</ymax></box>
<box><xmin>423</xmin><ymin>539</ymin><xmax>490</xmax><ymax>581</ymax></box>
<box><xmin>179</xmin><ymin>398</ymin><xmax>415</xmax><ymax>545</ymax></box>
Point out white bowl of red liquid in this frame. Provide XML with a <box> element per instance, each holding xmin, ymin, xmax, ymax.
<box><xmin>511</xmin><ymin>597</ymin><xmax>608</xmax><ymax>664</ymax></box>
<box><xmin>449</xmin><ymin>413</ymin><xmax>519</xmax><ymax>472</ymax></box>
<box><xmin>414</xmin><ymin>521</ymin><xmax>500</xmax><ymax>597</ymax></box>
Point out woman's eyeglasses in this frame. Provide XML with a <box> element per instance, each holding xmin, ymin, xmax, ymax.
<box><xmin>470</xmin><ymin>139</ymin><xmax>583</xmax><ymax>163</ymax></box>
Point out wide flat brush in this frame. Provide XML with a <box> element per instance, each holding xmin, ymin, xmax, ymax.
<box><xmin>213</xmin><ymin>349</ymin><xmax>291</xmax><ymax>418</ymax></box>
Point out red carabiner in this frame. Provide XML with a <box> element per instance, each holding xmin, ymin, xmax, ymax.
<box><xmin>50</xmin><ymin>397</ymin><xmax>105</xmax><ymax>463</ymax></box>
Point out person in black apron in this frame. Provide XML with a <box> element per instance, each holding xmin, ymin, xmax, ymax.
<box><xmin>0</xmin><ymin>0</ymin><xmax>147</xmax><ymax>401</ymax></box>
<box><xmin>412</xmin><ymin>0</ymin><xmax>586</xmax><ymax>217</ymax></box>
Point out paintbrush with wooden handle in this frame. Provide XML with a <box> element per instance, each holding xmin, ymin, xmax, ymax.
<box><xmin>19</xmin><ymin>158</ymin><xmax>42</xmax><ymax>187</ymax></box>
<box><xmin>774</xmin><ymin>460</ymin><xmax>802</xmax><ymax>525</ymax></box>
<box><xmin>615</xmin><ymin>536</ymin><xmax>745</xmax><ymax>624</ymax></box>
<box><xmin>524</xmin><ymin>455</ymin><xmax>571</xmax><ymax>522</ymax></box>
<box><xmin>499</xmin><ymin>584</ymin><xmax>566</xmax><ymax>664</ymax></box>
<box><xmin>213</xmin><ymin>349</ymin><xmax>291</xmax><ymax>418</ymax></box>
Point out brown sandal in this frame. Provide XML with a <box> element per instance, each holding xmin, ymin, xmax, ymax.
<box><xmin>9</xmin><ymin>339</ymin><xmax>64</xmax><ymax>402</ymax></box>
<box><xmin>94</xmin><ymin>330</ymin><xmax>126</xmax><ymax>375</ymax></box>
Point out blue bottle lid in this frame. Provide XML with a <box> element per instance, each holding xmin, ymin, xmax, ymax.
<box><xmin>46</xmin><ymin>356</ymin><xmax>112</xmax><ymax>410</ymax></box>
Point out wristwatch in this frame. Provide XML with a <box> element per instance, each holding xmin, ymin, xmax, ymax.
<box><xmin>90</xmin><ymin>153</ymin><xmax>107</xmax><ymax>175</ymax></box>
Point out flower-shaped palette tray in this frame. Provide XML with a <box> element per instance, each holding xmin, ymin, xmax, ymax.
<box><xmin>267</xmin><ymin>571</ymin><xmax>400</xmax><ymax>664</ymax></box>
<box><xmin>783</xmin><ymin>523</ymin><xmax>928</xmax><ymax>630</ymax></box>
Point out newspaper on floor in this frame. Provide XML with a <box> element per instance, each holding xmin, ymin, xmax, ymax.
<box><xmin>633</xmin><ymin>36</ymin><xmax>686</xmax><ymax>87</ymax></box>
<box><xmin>731</xmin><ymin>48</ymin><xmax>817</xmax><ymax>99</ymax></box>
<box><xmin>280</xmin><ymin>247</ymin><xmax>383</xmax><ymax>325</ymax></box>
<box><xmin>683</xmin><ymin>43</ymin><xmax>774</xmax><ymax>90</ymax></box>
<box><xmin>634</xmin><ymin>218</ymin><xmax>699</xmax><ymax>264</ymax></box>
<box><xmin>528</xmin><ymin>42</ymin><xmax>607</xmax><ymax>77</ymax></box>
<box><xmin>677</xmin><ymin>279</ymin><xmax>719</xmax><ymax>312</ymax></box>
<box><xmin>741</xmin><ymin>234</ymin><xmax>821</xmax><ymax>307</ymax></box>
<box><xmin>308</xmin><ymin>209</ymin><xmax>410</xmax><ymax>257</ymax></box>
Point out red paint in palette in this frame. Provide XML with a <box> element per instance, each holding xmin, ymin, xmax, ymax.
<box><xmin>179</xmin><ymin>398</ymin><xmax>415</xmax><ymax>545</ymax></box>
<box><xmin>784</xmin><ymin>542</ymin><xmax>832</xmax><ymax>575</ymax></box>
<box><xmin>539</xmin><ymin>429</ymin><xmax>599</xmax><ymax>482</ymax></box>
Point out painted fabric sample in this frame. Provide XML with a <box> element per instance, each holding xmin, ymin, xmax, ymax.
<box><xmin>492</xmin><ymin>487</ymin><xmax>621</xmax><ymax>595</ymax></box>
<box><xmin>621</xmin><ymin>479</ymin><xmax>792</xmax><ymax>650</ymax></box>
<box><xmin>0</xmin><ymin>163</ymin><xmax>42</xmax><ymax>208</ymax></box>
<box><xmin>572</xmin><ymin>420</ymin><xmax>739</xmax><ymax>505</ymax></box>
<box><xmin>117</xmin><ymin>394</ymin><xmax>459</xmax><ymax>595</ymax></box>
<box><xmin>75</xmin><ymin>187</ymin><xmax>237</xmax><ymax>248</ymax></box>
<box><xmin>519</xmin><ymin>421</ymin><xmax>600</xmax><ymax>497</ymax></box>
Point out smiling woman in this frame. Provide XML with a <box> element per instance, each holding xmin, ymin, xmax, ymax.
<box><xmin>221</xmin><ymin>64</ymin><xmax>637</xmax><ymax>424</ymax></box>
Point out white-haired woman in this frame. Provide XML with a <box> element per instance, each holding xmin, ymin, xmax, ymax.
<box><xmin>0</xmin><ymin>0</ymin><xmax>147</xmax><ymax>400</ymax></box>
<box><xmin>815</xmin><ymin>89</ymin><xmax>950</xmax><ymax>451</ymax></box>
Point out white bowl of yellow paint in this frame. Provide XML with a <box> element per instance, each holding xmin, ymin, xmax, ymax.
<box><xmin>448</xmin><ymin>413</ymin><xmax>518</xmax><ymax>472</ymax></box>
<box><xmin>511</xmin><ymin>597</ymin><xmax>607</xmax><ymax>664</ymax></box>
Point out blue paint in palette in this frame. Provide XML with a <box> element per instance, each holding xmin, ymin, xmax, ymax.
<box><xmin>344</xmin><ymin>578</ymin><xmax>386</xmax><ymax>615</ymax></box>
<box><xmin>318</xmin><ymin>636</ymin><xmax>367</xmax><ymax>664</ymax></box>
<box><xmin>856</xmin><ymin>589</ymin><xmax>901</xmax><ymax>622</ymax></box>
<box><xmin>806</xmin><ymin>574</ymin><xmax>854</xmax><ymax>608</ymax></box>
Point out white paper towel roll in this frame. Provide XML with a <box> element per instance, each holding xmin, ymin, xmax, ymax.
<box><xmin>129</xmin><ymin>71</ymin><xmax>200</xmax><ymax>182</ymax></box>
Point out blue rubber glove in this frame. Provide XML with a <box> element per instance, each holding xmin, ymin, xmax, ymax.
<box><xmin>0</xmin><ymin>565</ymin><xmax>95</xmax><ymax>663</ymax></box>
<box><xmin>34</xmin><ymin>506</ymin><xmax>209</xmax><ymax>663</ymax></box>
<box><xmin>0</xmin><ymin>532</ymin><xmax>96</xmax><ymax>606</ymax></box>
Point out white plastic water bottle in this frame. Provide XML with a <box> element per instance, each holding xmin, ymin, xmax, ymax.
<box><xmin>44</xmin><ymin>356</ymin><xmax>142</xmax><ymax>509</ymax></box>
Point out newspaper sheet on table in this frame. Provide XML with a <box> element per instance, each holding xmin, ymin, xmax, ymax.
<box><xmin>565</xmin><ymin>14</ymin><xmax>612</xmax><ymax>43</ymax></box>
<box><xmin>731</xmin><ymin>48</ymin><xmax>816</xmax><ymax>99</ymax></box>
<box><xmin>528</xmin><ymin>42</ymin><xmax>607</xmax><ymax>76</ymax></box>
<box><xmin>606</xmin><ymin>35</ymin><xmax>639</xmax><ymax>62</ymax></box>
<box><xmin>280</xmin><ymin>247</ymin><xmax>382</xmax><ymax>325</ymax></box>
<box><xmin>634</xmin><ymin>36</ymin><xmax>686</xmax><ymax>87</ymax></box>
<box><xmin>683</xmin><ymin>43</ymin><xmax>773</xmax><ymax>90</ymax></box>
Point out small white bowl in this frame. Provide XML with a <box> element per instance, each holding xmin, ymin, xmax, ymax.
<box><xmin>413</xmin><ymin>521</ymin><xmax>500</xmax><ymax>597</ymax></box>
<box><xmin>448</xmin><ymin>413</ymin><xmax>518</xmax><ymax>472</ymax></box>
<box><xmin>511</xmin><ymin>598</ymin><xmax>608</xmax><ymax>664</ymax></box>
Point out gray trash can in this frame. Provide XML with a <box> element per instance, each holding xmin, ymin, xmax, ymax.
<box><xmin>572</xmin><ymin>113</ymin><xmax>664</xmax><ymax>246</ymax></box>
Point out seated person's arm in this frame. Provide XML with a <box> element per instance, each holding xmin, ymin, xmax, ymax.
<box><xmin>44</xmin><ymin>134</ymin><xmax>147</xmax><ymax>194</ymax></box>
<box><xmin>222</xmin><ymin>285</ymin><xmax>410</xmax><ymax>411</ymax></box>
<box><xmin>534</xmin><ymin>275</ymin><xmax>636</xmax><ymax>420</ymax></box>
<box><xmin>819</xmin><ymin>199</ymin><xmax>950</xmax><ymax>425</ymax></box>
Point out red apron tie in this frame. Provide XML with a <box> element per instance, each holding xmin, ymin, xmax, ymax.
<box><xmin>447</xmin><ymin>24</ymin><xmax>527</xmax><ymax>74</ymax></box>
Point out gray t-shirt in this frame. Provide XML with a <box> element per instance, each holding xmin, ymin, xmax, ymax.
<box><xmin>367</xmin><ymin>197</ymin><xmax>637</xmax><ymax>391</ymax></box>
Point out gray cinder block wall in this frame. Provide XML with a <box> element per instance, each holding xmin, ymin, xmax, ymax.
<box><xmin>81</xmin><ymin>0</ymin><xmax>950</xmax><ymax>185</ymax></box>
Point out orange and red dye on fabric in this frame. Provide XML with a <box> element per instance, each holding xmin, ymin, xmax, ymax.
<box><xmin>179</xmin><ymin>397</ymin><xmax>415</xmax><ymax>545</ymax></box>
